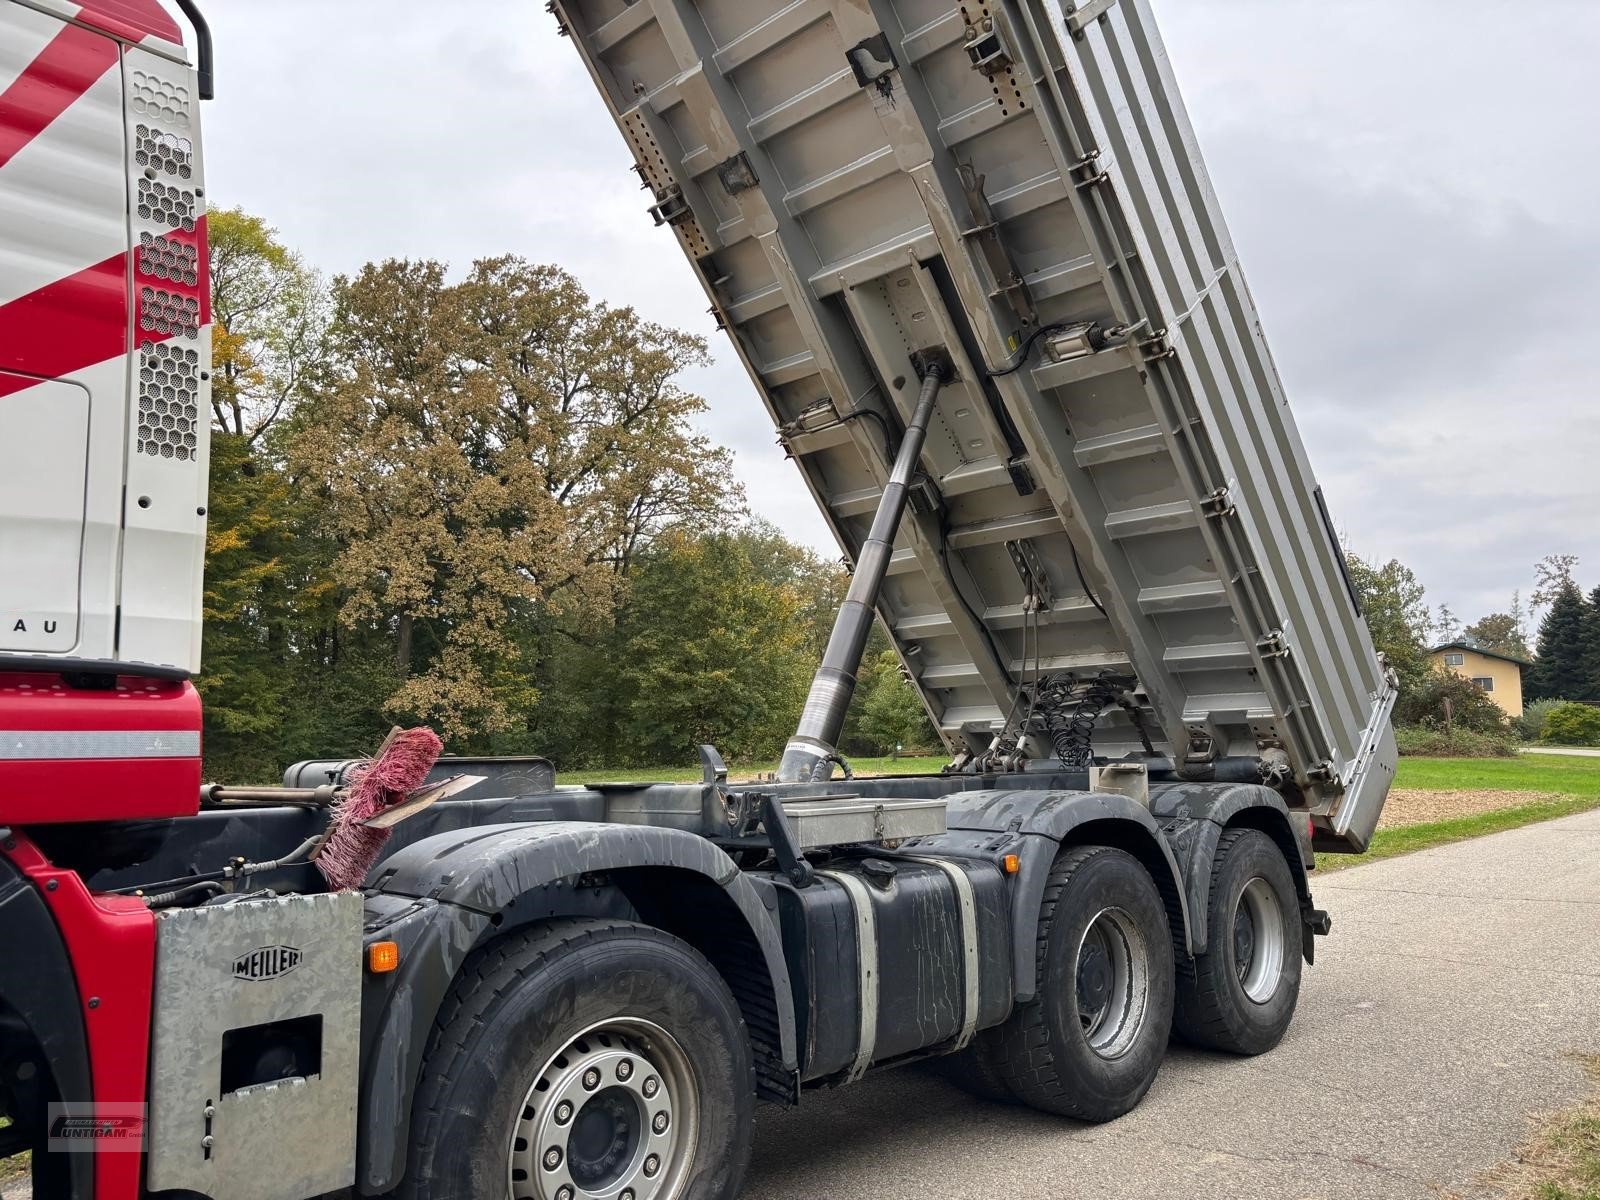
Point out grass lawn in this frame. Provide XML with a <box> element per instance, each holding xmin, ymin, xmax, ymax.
<box><xmin>1317</xmin><ymin>752</ymin><xmax>1600</xmax><ymax>873</ymax></box>
<box><xmin>1478</xmin><ymin>1056</ymin><xmax>1600</xmax><ymax>1200</ymax></box>
<box><xmin>558</xmin><ymin>754</ymin><xmax>949</xmax><ymax>786</ymax></box>
<box><xmin>1395</xmin><ymin>753</ymin><xmax>1600</xmax><ymax>800</ymax></box>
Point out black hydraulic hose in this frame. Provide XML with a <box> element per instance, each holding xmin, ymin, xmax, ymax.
<box><xmin>141</xmin><ymin>880</ymin><xmax>225</xmax><ymax>908</ymax></box>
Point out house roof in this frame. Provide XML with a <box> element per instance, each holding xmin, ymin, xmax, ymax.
<box><xmin>1430</xmin><ymin>640</ymin><xmax>1534</xmax><ymax>668</ymax></box>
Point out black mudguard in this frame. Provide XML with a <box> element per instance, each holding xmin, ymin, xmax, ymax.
<box><xmin>0</xmin><ymin>849</ymin><xmax>93</xmax><ymax>1200</ymax></box>
<box><xmin>910</xmin><ymin>789</ymin><xmax>1195</xmax><ymax>1004</ymax></box>
<box><xmin>352</xmin><ymin>821</ymin><xmax>797</xmax><ymax>1196</ymax></box>
<box><xmin>1148</xmin><ymin>780</ymin><xmax>1315</xmax><ymax>957</ymax></box>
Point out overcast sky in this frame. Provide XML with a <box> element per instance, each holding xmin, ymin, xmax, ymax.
<box><xmin>198</xmin><ymin>0</ymin><xmax>1600</xmax><ymax>629</ymax></box>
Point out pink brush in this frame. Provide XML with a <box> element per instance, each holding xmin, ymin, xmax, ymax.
<box><xmin>314</xmin><ymin>726</ymin><xmax>443</xmax><ymax>890</ymax></box>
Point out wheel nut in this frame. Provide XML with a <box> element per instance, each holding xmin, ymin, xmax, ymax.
<box><xmin>543</xmin><ymin>1147</ymin><xmax>563</xmax><ymax>1170</ymax></box>
<box><xmin>555</xmin><ymin>1101</ymin><xmax>574</xmax><ymax>1124</ymax></box>
<box><xmin>617</xmin><ymin>1058</ymin><xmax>633</xmax><ymax>1081</ymax></box>
<box><xmin>652</xmin><ymin>1111</ymin><xmax>670</xmax><ymax>1134</ymax></box>
<box><xmin>556</xmin><ymin>1188</ymin><xmax>575</xmax><ymax>1200</ymax></box>
<box><xmin>643</xmin><ymin>1077</ymin><xmax>660</xmax><ymax>1099</ymax></box>
<box><xmin>582</xmin><ymin>1068</ymin><xmax>601</xmax><ymax>1090</ymax></box>
<box><xmin>621</xmin><ymin>1191</ymin><xmax>635</xmax><ymax>1200</ymax></box>
<box><xmin>644</xmin><ymin>1154</ymin><xmax>661</xmax><ymax>1177</ymax></box>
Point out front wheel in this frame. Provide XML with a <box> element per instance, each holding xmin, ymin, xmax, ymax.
<box><xmin>400</xmin><ymin>918</ymin><xmax>753</xmax><ymax>1200</ymax></box>
<box><xmin>1173</xmin><ymin>827</ymin><xmax>1304</xmax><ymax>1055</ymax></box>
<box><xmin>980</xmin><ymin>845</ymin><xmax>1175</xmax><ymax>1122</ymax></box>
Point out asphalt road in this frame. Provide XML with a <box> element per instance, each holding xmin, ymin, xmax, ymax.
<box><xmin>744</xmin><ymin>809</ymin><xmax>1600</xmax><ymax>1200</ymax></box>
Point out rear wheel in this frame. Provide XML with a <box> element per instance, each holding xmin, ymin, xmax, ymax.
<box><xmin>983</xmin><ymin>845</ymin><xmax>1175</xmax><ymax>1122</ymax></box>
<box><xmin>400</xmin><ymin>918</ymin><xmax>753</xmax><ymax>1200</ymax></box>
<box><xmin>1173</xmin><ymin>827</ymin><xmax>1303</xmax><ymax>1055</ymax></box>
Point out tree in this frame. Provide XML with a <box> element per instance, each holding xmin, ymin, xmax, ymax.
<box><xmin>1463</xmin><ymin>611</ymin><xmax>1530</xmax><ymax>660</ymax></box>
<box><xmin>290</xmin><ymin>258</ymin><xmax>740</xmax><ymax>742</ymax></box>
<box><xmin>1532</xmin><ymin>554</ymin><xmax>1580</xmax><ymax>613</ymax></box>
<box><xmin>1527</xmin><ymin>581</ymin><xmax>1589</xmax><ymax>701</ymax></box>
<box><xmin>208</xmin><ymin>207</ymin><xmax>331</xmax><ymax>444</ymax></box>
<box><xmin>1346</xmin><ymin>553</ymin><xmax>1432</xmax><ymax>694</ymax></box>
<box><xmin>1582</xmin><ymin>586</ymin><xmax>1600</xmax><ymax>704</ymax></box>
<box><xmin>856</xmin><ymin>650</ymin><xmax>937</xmax><ymax>753</ymax></box>
<box><xmin>1433</xmin><ymin>603</ymin><xmax>1460</xmax><ymax>643</ymax></box>
<box><xmin>198</xmin><ymin>208</ymin><xmax>339</xmax><ymax>779</ymax></box>
<box><xmin>610</xmin><ymin>530</ymin><xmax>811</xmax><ymax>763</ymax></box>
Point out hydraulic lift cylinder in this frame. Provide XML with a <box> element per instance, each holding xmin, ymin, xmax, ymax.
<box><xmin>777</xmin><ymin>363</ymin><xmax>949</xmax><ymax>783</ymax></box>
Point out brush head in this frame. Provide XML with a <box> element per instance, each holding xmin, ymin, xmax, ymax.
<box><xmin>315</xmin><ymin>726</ymin><xmax>443</xmax><ymax>890</ymax></box>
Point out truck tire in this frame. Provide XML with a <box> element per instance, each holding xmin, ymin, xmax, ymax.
<box><xmin>929</xmin><ymin>1043</ymin><xmax>1017</xmax><ymax>1105</ymax></box>
<box><xmin>985</xmin><ymin>844</ymin><xmax>1175</xmax><ymax>1122</ymax></box>
<box><xmin>1173</xmin><ymin>827</ymin><xmax>1303</xmax><ymax>1055</ymax></box>
<box><xmin>399</xmin><ymin>917</ymin><xmax>753</xmax><ymax>1200</ymax></box>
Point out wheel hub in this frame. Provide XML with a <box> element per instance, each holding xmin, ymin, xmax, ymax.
<box><xmin>509</xmin><ymin>1019</ymin><xmax>695</xmax><ymax>1200</ymax></box>
<box><xmin>1072</xmin><ymin>907</ymin><xmax>1150</xmax><ymax>1060</ymax></box>
<box><xmin>1232</xmin><ymin>903</ymin><xmax>1257</xmax><ymax>983</ymax></box>
<box><xmin>1077</xmin><ymin>938</ymin><xmax>1113</xmax><ymax>1014</ymax></box>
<box><xmin>568</xmin><ymin>1088</ymin><xmax>639</xmax><ymax>1190</ymax></box>
<box><xmin>1234</xmin><ymin>876</ymin><xmax>1287</xmax><ymax>1005</ymax></box>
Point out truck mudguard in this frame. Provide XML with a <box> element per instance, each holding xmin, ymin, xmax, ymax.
<box><xmin>353</xmin><ymin>821</ymin><xmax>798</xmax><ymax>1196</ymax></box>
<box><xmin>1148</xmin><ymin>781</ymin><xmax>1316</xmax><ymax>958</ymax></box>
<box><xmin>0</xmin><ymin>850</ymin><xmax>94</xmax><ymax>1200</ymax></box>
<box><xmin>917</xmin><ymin>789</ymin><xmax>1194</xmax><ymax>1003</ymax></box>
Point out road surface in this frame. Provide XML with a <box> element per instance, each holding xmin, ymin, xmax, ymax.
<box><xmin>1521</xmin><ymin>746</ymin><xmax>1600</xmax><ymax>758</ymax></box>
<box><xmin>745</xmin><ymin>809</ymin><xmax>1600</xmax><ymax>1199</ymax></box>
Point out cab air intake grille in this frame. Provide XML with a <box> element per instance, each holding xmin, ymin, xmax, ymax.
<box><xmin>138</xmin><ymin>234</ymin><xmax>198</xmax><ymax>286</ymax></box>
<box><xmin>137</xmin><ymin>179</ymin><xmax>196</xmax><ymax>232</ymax></box>
<box><xmin>130</xmin><ymin>69</ymin><xmax>191</xmax><ymax>126</ymax></box>
<box><xmin>139</xmin><ymin>286</ymin><xmax>200</xmax><ymax>339</ymax></box>
<box><xmin>135</xmin><ymin>124</ymin><xmax>193</xmax><ymax>179</ymax></box>
<box><xmin>137</xmin><ymin>342</ymin><xmax>201</xmax><ymax>461</ymax></box>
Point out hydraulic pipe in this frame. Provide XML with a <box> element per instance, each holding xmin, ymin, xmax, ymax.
<box><xmin>777</xmin><ymin>362</ymin><xmax>950</xmax><ymax>783</ymax></box>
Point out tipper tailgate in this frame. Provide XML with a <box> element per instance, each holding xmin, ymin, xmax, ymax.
<box><xmin>554</xmin><ymin>0</ymin><xmax>1396</xmax><ymax>850</ymax></box>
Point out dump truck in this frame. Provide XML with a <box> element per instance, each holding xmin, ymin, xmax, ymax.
<box><xmin>0</xmin><ymin>0</ymin><xmax>1397</xmax><ymax>1197</ymax></box>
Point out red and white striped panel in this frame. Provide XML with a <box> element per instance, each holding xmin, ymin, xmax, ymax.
<box><xmin>0</xmin><ymin>0</ymin><xmax>210</xmax><ymax>675</ymax></box>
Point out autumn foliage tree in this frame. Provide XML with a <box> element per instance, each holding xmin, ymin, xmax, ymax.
<box><xmin>289</xmin><ymin>257</ymin><xmax>740</xmax><ymax>742</ymax></box>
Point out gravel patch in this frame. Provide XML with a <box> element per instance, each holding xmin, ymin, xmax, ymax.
<box><xmin>1379</xmin><ymin>788</ymin><xmax>1567</xmax><ymax>828</ymax></box>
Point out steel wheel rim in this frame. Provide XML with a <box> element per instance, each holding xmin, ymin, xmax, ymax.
<box><xmin>509</xmin><ymin>1017</ymin><xmax>698</xmax><ymax>1200</ymax></box>
<box><xmin>1234</xmin><ymin>877</ymin><xmax>1286</xmax><ymax>1004</ymax></box>
<box><xmin>1073</xmin><ymin>906</ymin><xmax>1149</xmax><ymax>1059</ymax></box>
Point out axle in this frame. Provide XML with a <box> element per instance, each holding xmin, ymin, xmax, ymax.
<box><xmin>777</xmin><ymin>360</ymin><xmax>950</xmax><ymax>783</ymax></box>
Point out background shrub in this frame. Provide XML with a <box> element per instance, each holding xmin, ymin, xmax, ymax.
<box><xmin>1540</xmin><ymin>702</ymin><xmax>1600</xmax><ymax>747</ymax></box>
<box><xmin>1395</xmin><ymin>725</ymin><xmax>1519</xmax><ymax>758</ymax></box>
<box><xmin>1513</xmin><ymin>697</ymin><xmax>1564</xmax><ymax>742</ymax></box>
<box><xmin>1394</xmin><ymin>668</ymin><xmax>1511</xmax><ymax>733</ymax></box>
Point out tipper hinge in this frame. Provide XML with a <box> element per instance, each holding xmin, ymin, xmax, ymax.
<box><xmin>1305</xmin><ymin>761</ymin><xmax>1344</xmax><ymax>792</ymax></box>
<box><xmin>963</xmin><ymin>19</ymin><xmax>1014</xmax><ymax>78</ymax></box>
<box><xmin>1136</xmin><ymin>330</ymin><xmax>1176</xmax><ymax>361</ymax></box>
<box><xmin>648</xmin><ymin>183</ymin><xmax>691</xmax><ymax>227</ymax></box>
<box><xmin>1255</xmin><ymin>631</ymin><xmax>1291</xmax><ymax>660</ymax></box>
<box><xmin>1200</xmin><ymin>486</ymin><xmax>1236</xmax><ymax>519</ymax></box>
<box><xmin>1064</xmin><ymin>0</ymin><xmax>1120</xmax><ymax>37</ymax></box>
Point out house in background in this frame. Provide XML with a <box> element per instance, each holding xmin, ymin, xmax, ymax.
<box><xmin>1429</xmin><ymin>641</ymin><xmax>1529</xmax><ymax>717</ymax></box>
